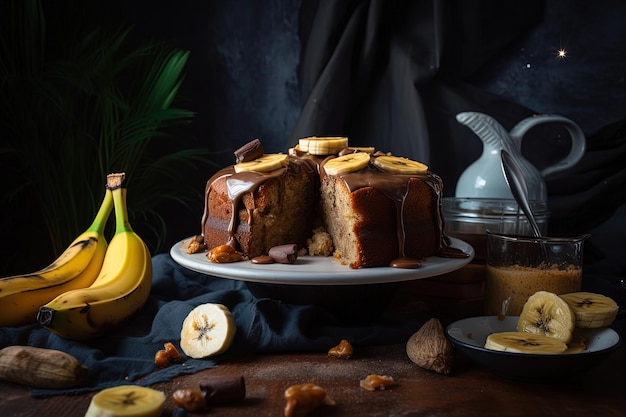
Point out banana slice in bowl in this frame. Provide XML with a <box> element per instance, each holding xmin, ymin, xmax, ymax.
<box><xmin>516</xmin><ymin>290</ymin><xmax>576</xmax><ymax>343</ymax></box>
<box><xmin>560</xmin><ymin>292</ymin><xmax>619</xmax><ymax>328</ymax></box>
<box><xmin>446</xmin><ymin>315</ymin><xmax>622</xmax><ymax>380</ymax></box>
<box><xmin>485</xmin><ymin>331</ymin><xmax>568</xmax><ymax>354</ymax></box>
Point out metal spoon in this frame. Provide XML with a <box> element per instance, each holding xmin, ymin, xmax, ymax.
<box><xmin>500</xmin><ymin>150</ymin><xmax>543</xmax><ymax>237</ymax></box>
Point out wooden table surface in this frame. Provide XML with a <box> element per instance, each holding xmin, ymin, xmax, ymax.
<box><xmin>2</xmin><ymin>338</ymin><xmax>624</xmax><ymax>417</ymax></box>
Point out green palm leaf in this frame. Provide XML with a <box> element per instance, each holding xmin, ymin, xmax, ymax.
<box><xmin>0</xmin><ymin>0</ymin><xmax>214</xmax><ymax>272</ymax></box>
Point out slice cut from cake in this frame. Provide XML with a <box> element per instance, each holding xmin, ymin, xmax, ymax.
<box><xmin>320</xmin><ymin>153</ymin><xmax>444</xmax><ymax>268</ymax></box>
<box><xmin>202</xmin><ymin>153</ymin><xmax>318</xmax><ymax>259</ymax></box>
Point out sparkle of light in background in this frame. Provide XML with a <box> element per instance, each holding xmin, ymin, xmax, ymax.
<box><xmin>555</xmin><ymin>48</ymin><xmax>568</xmax><ymax>60</ymax></box>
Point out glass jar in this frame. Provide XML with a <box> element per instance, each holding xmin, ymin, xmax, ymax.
<box><xmin>442</xmin><ymin>197</ymin><xmax>549</xmax><ymax>260</ymax></box>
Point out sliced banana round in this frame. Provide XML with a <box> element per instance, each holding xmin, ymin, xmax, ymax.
<box><xmin>323</xmin><ymin>152</ymin><xmax>371</xmax><ymax>176</ymax></box>
<box><xmin>84</xmin><ymin>385</ymin><xmax>166</xmax><ymax>417</ymax></box>
<box><xmin>299</xmin><ymin>136</ymin><xmax>348</xmax><ymax>155</ymax></box>
<box><xmin>347</xmin><ymin>146</ymin><xmax>376</xmax><ymax>154</ymax></box>
<box><xmin>373</xmin><ymin>155</ymin><xmax>428</xmax><ymax>175</ymax></box>
<box><xmin>485</xmin><ymin>331</ymin><xmax>568</xmax><ymax>354</ymax></box>
<box><xmin>517</xmin><ymin>291</ymin><xmax>576</xmax><ymax>343</ymax></box>
<box><xmin>560</xmin><ymin>292</ymin><xmax>619</xmax><ymax>328</ymax></box>
<box><xmin>234</xmin><ymin>153</ymin><xmax>288</xmax><ymax>173</ymax></box>
<box><xmin>180</xmin><ymin>303</ymin><xmax>237</xmax><ymax>359</ymax></box>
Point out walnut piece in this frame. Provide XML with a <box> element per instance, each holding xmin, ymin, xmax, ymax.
<box><xmin>154</xmin><ymin>342</ymin><xmax>182</xmax><ymax>368</ymax></box>
<box><xmin>359</xmin><ymin>374</ymin><xmax>395</xmax><ymax>391</ymax></box>
<box><xmin>406</xmin><ymin>317</ymin><xmax>454</xmax><ymax>375</ymax></box>
<box><xmin>284</xmin><ymin>383</ymin><xmax>335</xmax><ymax>417</ymax></box>
<box><xmin>328</xmin><ymin>339</ymin><xmax>353</xmax><ymax>359</ymax></box>
<box><xmin>207</xmin><ymin>244</ymin><xmax>245</xmax><ymax>263</ymax></box>
<box><xmin>186</xmin><ymin>235</ymin><xmax>207</xmax><ymax>254</ymax></box>
<box><xmin>172</xmin><ymin>389</ymin><xmax>206</xmax><ymax>412</ymax></box>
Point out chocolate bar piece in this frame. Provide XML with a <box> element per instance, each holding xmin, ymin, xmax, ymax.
<box><xmin>200</xmin><ymin>375</ymin><xmax>246</xmax><ymax>404</ymax></box>
<box><xmin>234</xmin><ymin>138</ymin><xmax>264</xmax><ymax>163</ymax></box>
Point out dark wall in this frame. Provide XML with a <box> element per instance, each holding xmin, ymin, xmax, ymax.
<box><xmin>109</xmin><ymin>0</ymin><xmax>303</xmax><ymax>166</ymax></box>
<box><xmin>472</xmin><ymin>0</ymin><xmax>625</xmax><ymax>135</ymax></box>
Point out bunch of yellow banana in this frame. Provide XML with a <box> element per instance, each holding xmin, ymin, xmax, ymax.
<box><xmin>0</xmin><ymin>189</ymin><xmax>113</xmax><ymax>327</ymax></box>
<box><xmin>37</xmin><ymin>173</ymin><xmax>153</xmax><ymax>340</ymax></box>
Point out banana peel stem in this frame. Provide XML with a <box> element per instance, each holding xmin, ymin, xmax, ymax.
<box><xmin>112</xmin><ymin>188</ymin><xmax>133</xmax><ymax>234</ymax></box>
<box><xmin>86</xmin><ymin>189</ymin><xmax>113</xmax><ymax>235</ymax></box>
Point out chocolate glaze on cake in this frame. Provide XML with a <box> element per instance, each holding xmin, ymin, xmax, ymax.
<box><xmin>202</xmin><ymin>155</ymin><xmax>317</xmax><ymax>258</ymax></box>
<box><xmin>318</xmin><ymin>158</ymin><xmax>464</xmax><ymax>269</ymax></box>
<box><xmin>323</xmin><ymin>164</ymin><xmax>467</xmax><ymax>268</ymax></box>
<box><xmin>201</xmin><ymin>143</ymin><xmax>467</xmax><ymax>268</ymax></box>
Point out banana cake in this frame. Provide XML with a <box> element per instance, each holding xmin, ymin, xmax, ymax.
<box><xmin>199</xmin><ymin>137</ymin><xmax>463</xmax><ymax>268</ymax></box>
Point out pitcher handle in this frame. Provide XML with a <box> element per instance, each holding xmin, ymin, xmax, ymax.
<box><xmin>509</xmin><ymin>114</ymin><xmax>586</xmax><ymax>177</ymax></box>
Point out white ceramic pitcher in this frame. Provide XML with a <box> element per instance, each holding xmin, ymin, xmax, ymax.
<box><xmin>454</xmin><ymin>112</ymin><xmax>586</xmax><ymax>202</ymax></box>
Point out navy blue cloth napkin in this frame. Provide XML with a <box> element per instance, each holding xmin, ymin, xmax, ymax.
<box><xmin>0</xmin><ymin>254</ymin><xmax>421</xmax><ymax>397</ymax></box>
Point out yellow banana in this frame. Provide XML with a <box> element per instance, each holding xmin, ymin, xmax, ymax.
<box><xmin>37</xmin><ymin>173</ymin><xmax>152</xmax><ymax>340</ymax></box>
<box><xmin>0</xmin><ymin>189</ymin><xmax>113</xmax><ymax>327</ymax></box>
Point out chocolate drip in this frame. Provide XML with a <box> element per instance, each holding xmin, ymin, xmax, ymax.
<box><xmin>201</xmin><ymin>152</ymin><xmax>468</xmax><ymax>264</ymax></box>
<box><xmin>337</xmin><ymin>167</ymin><xmax>468</xmax><ymax>262</ymax></box>
<box><xmin>202</xmin><ymin>156</ymin><xmax>316</xmax><ymax>250</ymax></box>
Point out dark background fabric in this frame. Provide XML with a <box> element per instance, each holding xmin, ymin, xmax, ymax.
<box><xmin>1</xmin><ymin>0</ymin><xmax>625</xmax><ymax>273</ymax></box>
<box><xmin>291</xmin><ymin>0</ymin><xmax>626</xmax><ymax>234</ymax></box>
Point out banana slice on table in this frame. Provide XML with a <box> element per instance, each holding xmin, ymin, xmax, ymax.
<box><xmin>234</xmin><ymin>153</ymin><xmax>288</xmax><ymax>173</ymax></box>
<box><xmin>299</xmin><ymin>136</ymin><xmax>348</xmax><ymax>155</ymax></box>
<box><xmin>180</xmin><ymin>303</ymin><xmax>237</xmax><ymax>359</ymax></box>
<box><xmin>517</xmin><ymin>291</ymin><xmax>576</xmax><ymax>343</ymax></box>
<box><xmin>485</xmin><ymin>331</ymin><xmax>568</xmax><ymax>354</ymax></box>
<box><xmin>560</xmin><ymin>292</ymin><xmax>619</xmax><ymax>328</ymax></box>
<box><xmin>84</xmin><ymin>385</ymin><xmax>165</xmax><ymax>417</ymax></box>
<box><xmin>373</xmin><ymin>155</ymin><xmax>428</xmax><ymax>175</ymax></box>
<box><xmin>323</xmin><ymin>152</ymin><xmax>371</xmax><ymax>175</ymax></box>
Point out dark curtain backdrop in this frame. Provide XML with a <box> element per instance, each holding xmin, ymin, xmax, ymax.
<box><xmin>290</xmin><ymin>0</ymin><xmax>626</xmax><ymax>237</ymax></box>
<box><xmin>1</xmin><ymin>0</ymin><xmax>624</xmax><ymax>278</ymax></box>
